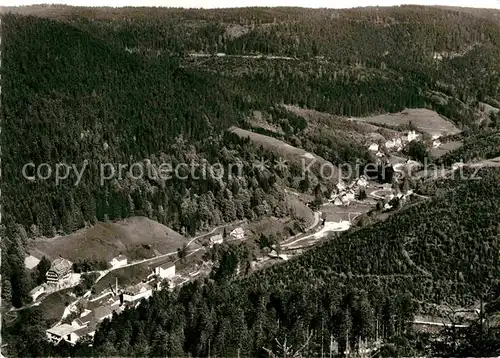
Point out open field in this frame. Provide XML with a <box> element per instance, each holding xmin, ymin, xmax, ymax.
<box><xmin>429</xmin><ymin>140</ymin><xmax>464</xmax><ymax>158</ymax></box>
<box><xmin>283</xmin><ymin>104</ymin><xmax>399</xmax><ymax>137</ymax></box>
<box><xmin>229</xmin><ymin>126</ymin><xmax>340</xmax><ymax>177</ymax></box>
<box><xmin>352</xmin><ymin>108</ymin><xmax>461</xmax><ymax>138</ymax></box>
<box><xmin>92</xmin><ymin>262</ymin><xmax>153</xmax><ymax>293</ymax></box>
<box><xmin>30</xmin><ymin>216</ymin><xmax>190</xmax><ymax>263</ymax></box>
<box><xmin>37</xmin><ymin>288</ymin><xmax>77</xmax><ymax>327</ymax></box>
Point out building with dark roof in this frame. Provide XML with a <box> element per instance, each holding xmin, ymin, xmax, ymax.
<box><xmin>46</xmin><ymin>258</ymin><xmax>72</xmax><ymax>284</ymax></box>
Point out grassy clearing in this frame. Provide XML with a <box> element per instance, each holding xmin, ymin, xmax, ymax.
<box><xmin>37</xmin><ymin>288</ymin><xmax>77</xmax><ymax>327</ymax></box>
<box><xmin>353</xmin><ymin>108</ymin><xmax>461</xmax><ymax>138</ymax></box>
<box><xmin>429</xmin><ymin>140</ymin><xmax>463</xmax><ymax>158</ymax></box>
<box><xmin>31</xmin><ymin>216</ymin><xmax>188</xmax><ymax>262</ymax></box>
<box><xmin>92</xmin><ymin>263</ymin><xmax>153</xmax><ymax>293</ymax></box>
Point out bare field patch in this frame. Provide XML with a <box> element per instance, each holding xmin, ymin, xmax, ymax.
<box><xmin>285</xmin><ymin>191</ymin><xmax>315</xmax><ymax>227</ymax></box>
<box><xmin>352</xmin><ymin>108</ymin><xmax>461</xmax><ymax>138</ymax></box>
<box><xmin>30</xmin><ymin>216</ymin><xmax>189</xmax><ymax>263</ymax></box>
<box><xmin>284</xmin><ymin>105</ymin><xmax>378</xmax><ymax>133</ymax></box>
<box><xmin>229</xmin><ymin>126</ymin><xmax>340</xmax><ymax>176</ymax></box>
<box><xmin>429</xmin><ymin>140</ymin><xmax>463</xmax><ymax>158</ymax></box>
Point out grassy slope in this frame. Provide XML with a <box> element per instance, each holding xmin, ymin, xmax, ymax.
<box><xmin>30</xmin><ymin>216</ymin><xmax>190</xmax><ymax>263</ymax></box>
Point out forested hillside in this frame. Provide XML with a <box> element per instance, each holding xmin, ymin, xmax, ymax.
<box><xmin>6</xmin><ymin>168</ymin><xmax>500</xmax><ymax>357</ymax></box>
<box><xmin>3</xmin><ymin>6</ymin><xmax>500</xmax><ymax>238</ymax></box>
<box><xmin>1</xmin><ymin>5</ymin><xmax>500</xmax><ymax>356</ymax></box>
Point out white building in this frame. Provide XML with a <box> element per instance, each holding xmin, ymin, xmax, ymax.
<box><xmin>29</xmin><ymin>284</ymin><xmax>46</xmax><ymax>301</ymax></box>
<box><xmin>230</xmin><ymin>227</ymin><xmax>244</xmax><ymax>240</ymax></box>
<box><xmin>122</xmin><ymin>283</ymin><xmax>153</xmax><ymax>303</ymax></box>
<box><xmin>406</xmin><ymin>130</ymin><xmax>418</xmax><ymax>142</ymax></box>
<box><xmin>109</xmin><ymin>255</ymin><xmax>127</xmax><ymax>268</ymax></box>
<box><xmin>342</xmin><ymin>190</ymin><xmax>355</xmax><ymax>201</ymax></box>
<box><xmin>332</xmin><ymin>197</ymin><xmax>343</xmax><ymax>206</ymax></box>
<box><xmin>355</xmin><ymin>176</ymin><xmax>368</xmax><ymax>187</ymax></box>
<box><xmin>368</xmin><ymin>143</ymin><xmax>379</xmax><ymax>152</ymax></box>
<box><xmin>209</xmin><ymin>234</ymin><xmax>223</xmax><ymax>247</ymax></box>
<box><xmin>385</xmin><ymin>138</ymin><xmax>403</xmax><ymax>150</ymax></box>
<box><xmin>155</xmin><ymin>262</ymin><xmax>176</xmax><ymax>279</ymax></box>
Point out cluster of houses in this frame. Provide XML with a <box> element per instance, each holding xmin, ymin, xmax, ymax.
<box><xmin>45</xmin><ymin>256</ymin><xmax>178</xmax><ymax>346</ymax></box>
<box><xmin>208</xmin><ymin>227</ymin><xmax>245</xmax><ymax>247</ymax></box>
<box><xmin>367</xmin><ymin>130</ymin><xmax>420</xmax><ymax>156</ymax></box>
<box><xmin>46</xmin><ymin>305</ymin><xmax>114</xmax><ymax>345</ymax></box>
<box><xmin>329</xmin><ymin>176</ymin><xmax>368</xmax><ymax>206</ymax></box>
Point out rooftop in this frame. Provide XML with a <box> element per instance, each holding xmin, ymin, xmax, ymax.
<box><xmin>24</xmin><ymin>255</ymin><xmax>40</xmax><ymax>270</ymax></box>
<box><xmin>74</xmin><ymin>322</ymin><xmax>97</xmax><ymax>337</ymax></box>
<box><xmin>49</xmin><ymin>257</ymin><xmax>72</xmax><ymax>274</ymax></box>
<box><xmin>112</xmin><ymin>254</ymin><xmax>127</xmax><ymax>261</ymax></box>
<box><xmin>93</xmin><ymin>305</ymin><xmax>113</xmax><ymax>321</ymax></box>
<box><xmin>210</xmin><ymin>234</ymin><xmax>223</xmax><ymax>241</ymax></box>
<box><xmin>29</xmin><ymin>284</ymin><xmax>45</xmax><ymax>295</ymax></box>
<box><xmin>75</xmin><ymin>312</ymin><xmax>92</xmax><ymax>326</ymax></box>
<box><xmin>124</xmin><ymin>282</ymin><xmax>152</xmax><ymax>295</ymax></box>
<box><xmin>47</xmin><ymin>324</ymin><xmax>77</xmax><ymax>337</ymax></box>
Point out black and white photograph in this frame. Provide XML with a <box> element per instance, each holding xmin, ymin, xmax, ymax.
<box><xmin>0</xmin><ymin>0</ymin><xmax>499</xmax><ymax>356</ymax></box>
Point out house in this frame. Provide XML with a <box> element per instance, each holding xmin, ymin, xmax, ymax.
<box><xmin>155</xmin><ymin>262</ymin><xmax>176</xmax><ymax>280</ymax></box>
<box><xmin>93</xmin><ymin>305</ymin><xmax>113</xmax><ymax>322</ymax></box>
<box><xmin>46</xmin><ymin>324</ymin><xmax>81</xmax><ymax>345</ymax></box>
<box><xmin>46</xmin><ymin>258</ymin><xmax>73</xmax><ymax>284</ymax></box>
<box><xmin>209</xmin><ymin>234</ymin><xmax>223</xmax><ymax>246</ymax></box>
<box><xmin>405</xmin><ymin>159</ymin><xmax>421</xmax><ymax>172</ymax></box>
<box><xmin>24</xmin><ymin>255</ymin><xmax>40</xmax><ymax>270</ymax></box>
<box><xmin>336</xmin><ymin>181</ymin><xmax>346</xmax><ymax>192</ymax></box>
<box><xmin>333</xmin><ymin>192</ymin><xmax>351</xmax><ymax>206</ymax></box>
<box><xmin>332</xmin><ymin>196</ymin><xmax>343</xmax><ymax>206</ymax></box>
<box><xmin>73</xmin><ymin>310</ymin><xmax>93</xmax><ymax>328</ymax></box>
<box><xmin>122</xmin><ymin>282</ymin><xmax>153</xmax><ymax>303</ymax></box>
<box><xmin>72</xmin><ymin>305</ymin><xmax>112</xmax><ymax>330</ymax></box>
<box><xmin>341</xmin><ymin>190</ymin><xmax>355</xmax><ymax>201</ymax></box>
<box><xmin>433</xmin><ymin>52</ymin><xmax>443</xmax><ymax>61</ymax></box>
<box><xmin>109</xmin><ymin>254</ymin><xmax>127</xmax><ymax>268</ymax></box>
<box><xmin>49</xmin><ymin>304</ymin><xmax>118</xmax><ymax>346</ymax></box>
<box><xmin>406</xmin><ymin>130</ymin><xmax>418</xmax><ymax>142</ymax></box>
<box><xmin>355</xmin><ymin>176</ymin><xmax>368</xmax><ymax>187</ymax></box>
<box><xmin>385</xmin><ymin>138</ymin><xmax>403</xmax><ymax>150</ymax></box>
<box><xmin>230</xmin><ymin>227</ymin><xmax>244</xmax><ymax>240</ymax></box>
<box><xmin>368</xmin><ymin>143</ymin><xmax>379</xmax><ymax>152</ymax></box>
<box><xmin>29</xmin><ymin>284</ymin><xmax>46</xmax><ymax>301</ymax></box>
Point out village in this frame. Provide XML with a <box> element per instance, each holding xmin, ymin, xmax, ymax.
<box><xmin>23</xmin><ymin>225</ymin><xmax>250</xmax><ymax>347</ymax></box>
<box><xmin>22</xmin><ymin>128</ymin><xmax>432</xmax><ymax>348</ymax></box>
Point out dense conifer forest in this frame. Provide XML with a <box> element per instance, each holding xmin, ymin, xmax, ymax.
<box><xmin>1</xmin><ymin>5</ymin><xmax>499</xmax><ymax>357</ymax></box>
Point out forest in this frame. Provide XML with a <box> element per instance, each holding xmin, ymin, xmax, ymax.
<box><xmin>1</xmin><ymin>5</ymin><xmax>500</xmax><ymax>356</ymax></box>
<box><xmin>5</xmin><ymin>168</ymin><xmax>500</xmax><ymax>356</ymax></box>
